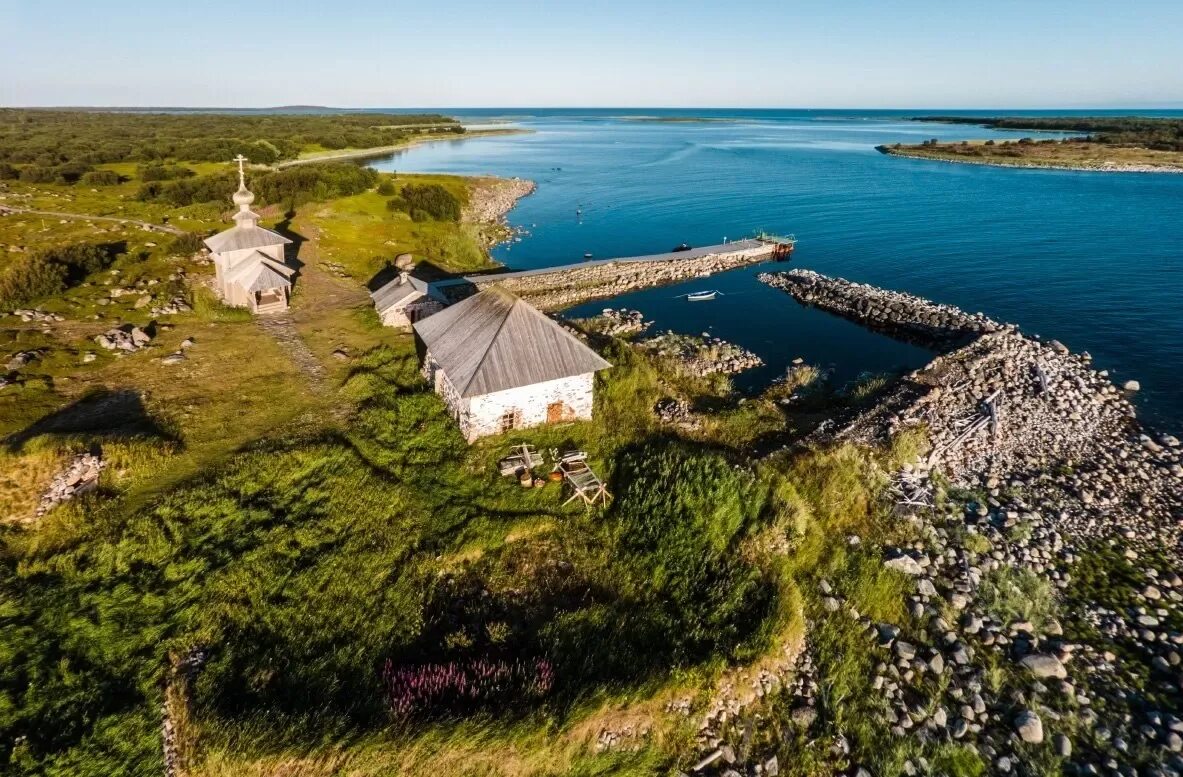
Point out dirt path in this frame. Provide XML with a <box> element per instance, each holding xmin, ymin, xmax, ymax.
<box><xmin>0</xmin><ymin>205</ymin><xmax>186</xmax><ymax>235</ymax></box>
<box><xmin>255</xmin><ymin>314</ymin><xmax>328</xmax><ymax>388</ymax></box>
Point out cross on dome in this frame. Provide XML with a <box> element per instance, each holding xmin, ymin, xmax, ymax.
<box><xmin>233</xmin><ymin>154</ymin><xmax>248</xmax><ymax>188</ymax></box>
<box><xmin>230</xmin><ymin>154</ymin><xmax>257</xmax><ymax>221</ymax></box>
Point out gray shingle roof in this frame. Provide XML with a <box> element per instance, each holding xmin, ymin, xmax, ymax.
<box><xmin>370</xmin><ymin>275</ymin><xmax>439</xmax><ymax>315</ymax></box>
<box><xmin>414</xmin><ymin>288</ymin><xmax>610</xmax><ymax>397</ymax></box>
<box><xmin>242</xmin><ymin>264</ymin><xmax>293</xmax><ymax>292</ymax></box>
<box><xmin>204</xmin><ymin>223</ymin><xmax>292</xmax><ymax>253</ymax></box>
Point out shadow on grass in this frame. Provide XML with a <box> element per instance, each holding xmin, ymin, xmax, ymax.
<box><xmin>3</xmin><ymin>388</ymin><xmax>177</xmax><ymax>453</ymax></box>
<box><xmin>272</xmin><ymin>210</ymin><xmax>307</xmax><ymax>274</ymax></box>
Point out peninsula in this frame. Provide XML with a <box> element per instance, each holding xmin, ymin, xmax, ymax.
<box><xmin>878</xmin><ymin>116</ymin><xmax>1183</xmax><ymax>173</ymax></box>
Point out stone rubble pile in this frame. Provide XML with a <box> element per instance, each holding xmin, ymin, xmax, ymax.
<box><xmin>150</xmin><ymin>296</ymin><xmax>192</xmax><ymax>316</ymax></box>
<box><xmin>6</xmin><ymin>349</ymin><xmax>43</xmax><ymax>371</ymax></box>
<box><xmin>36</xmin><ymin>453</ymin><xmax>104</xmax><ymax>517</ymax></box>
<box><xmin>654</xmin><ymin>397</ymin><xmax>701</xmax><ymax>430</ymax></box>
<box><xmin>838</xmin><ymin>328</ymin><xmax>1183</xmax><ymax>555</ymax></box>
<box><xmin>595</xmin><ymin>308</ymin><xmax>652</xmax><ymax>337</ymax></box>
<box><xmin>640</xmin><ymin>331</ymin><xmax>764</xmax><ymax>377</ymax></box>
<box><xmin>8</xmin><ymin>308</ymin><xmax>65</xmax><ymax>323</ymax></box>
<box><xmin>94</xmin><ymin>324</ymin><xmax>153</xmax><ymax>352</ymax></box>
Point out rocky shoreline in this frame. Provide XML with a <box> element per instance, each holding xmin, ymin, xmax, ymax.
<box><xmin>878</xmin><ymin>147</ymin><xmax>1183</xmax><ymax>175</ymax></box>
<box><xmin>675</xmin><ymin>268</ymin><xmax>1183</xmax><ymax>775</ymax></box>
<box><xmin>463</xmin><ymin>176</ymin><xmax>536</xmax><ymax>227</ymax></box>
<box><xmin>640</xmin><ymin>330</ymin><xmax>764</xmax><ymax>377</ymax></box>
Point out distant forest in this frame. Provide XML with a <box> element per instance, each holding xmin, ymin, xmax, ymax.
<box><xmin>0</xmin><ymin>109</ymin><xmax>461</xmax><ymax>182</ymax></box>
<box><xmin>915</xmin><ymin>115</ymin><xmax>1183</xmax><ymax>151</ymax></box>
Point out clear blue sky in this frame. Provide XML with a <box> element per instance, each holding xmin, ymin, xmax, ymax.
<box><xmin>3</xmin><ymin>0</ymin><xmax>1181</xmax><ymax>108</ymax></box>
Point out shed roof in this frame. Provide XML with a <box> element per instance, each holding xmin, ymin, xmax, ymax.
<box><xmin>414</xmin><ymin>288</ymin><xmax>610</xmax><ymax>398</ymax></box>
<box><xmin>371</xmin><ymin>274</ymin><xmax>438</xmax><ymax>314</ymax></box>
<box><xmin>204</xmin><ymin>223</ymin><xmax>291</xmax><ymax>253</ymax></box>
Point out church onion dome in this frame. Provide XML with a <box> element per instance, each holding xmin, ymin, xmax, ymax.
<box><xmin>232</xmin><ymin>185</ymin><xmax>255</xmax><ymax>208</ymax></box>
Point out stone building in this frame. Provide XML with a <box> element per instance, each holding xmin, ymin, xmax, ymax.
<box><xmin>370</xmin><ymin>271</ymin><xmax>447</xmax><ymax>328</ymax></box>
<box><xmin>413</xmin><ymin>287</ymin><xmax>611</xmax><ymax>442</ymax></box>
<box><xmin>203</xmin><ymin>155</ymin><xmax>295</xmax><ymax>314</ymax></box>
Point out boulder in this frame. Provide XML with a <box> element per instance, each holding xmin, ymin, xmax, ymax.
<box><xmin>1014</xmin><ymin>709</ymin><xmax>1044</xmax><ymax>744</ymax></box>
<box><xmin>885</xmin><ymin>555</ymin><xmax>924</xmax><ymax>576</ymax></box>
<box><xmin>1019</xmin><ymin>654</ymin><xmax>1067</xmax><ymax>680</ymax></box>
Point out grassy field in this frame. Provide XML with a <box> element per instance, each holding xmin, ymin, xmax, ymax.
<box><xmin>879</xmin><ymin>137</ymin><xmax>1183</xmax><ymax>171</ymax></box>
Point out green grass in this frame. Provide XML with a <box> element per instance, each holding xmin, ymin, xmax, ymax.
<box><xmin>302</xmin><ymin>178</ymin><xmax>492</xmax><ymax>282</ymax></box>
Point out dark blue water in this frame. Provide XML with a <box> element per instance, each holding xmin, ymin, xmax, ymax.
<box><xmin>370</xmin><ymin>110</ymin><xmax>1183</xmax><ymax>427</ymax></box>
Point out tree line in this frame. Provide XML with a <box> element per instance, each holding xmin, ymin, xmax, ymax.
<box><xmin>136</xmin><ymin>162</ymin><xmax>379</xmax><ymax>209</ymax></box>
<box><xmin>0</xmin><ymin>109</ymin><xmax>463</xmax><ymax>183</ymax></box>
<box><xmin>915</xmin><ymin>116</ymin><xmax>1183</xmax><ymax>152</ymax></box>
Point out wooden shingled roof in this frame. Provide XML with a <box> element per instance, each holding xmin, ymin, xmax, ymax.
<box><xmin>203</xmin><ymin>223</ymin><xmax>291</xmax><ymax>253</ymax></box>
<box><xmin>413</xmin><ymin>288</ymin><xmax>610</xmax><ymax>398</ymax></box>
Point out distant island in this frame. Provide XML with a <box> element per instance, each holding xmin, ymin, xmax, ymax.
<box><xmin>878</xmin><ymin>115</ymin><xmax>1183</xmax><ymax>173</ymax></box>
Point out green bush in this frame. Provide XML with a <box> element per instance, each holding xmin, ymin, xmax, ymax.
<box><xmin>0</xmin><ymin>162</ymin><xmax>18</xmax><ymax>180</ymax></box>
<box><xmin>376</xmin><ymin>179</ymin><xmax>397</xmax><ymax>196</ymax></box>
<box><xmin>0</xmin><ymin>242</ymin><xmax>122</xmax><ymax>309</ymax></box>
<box><xmin>137</xmin><ymin>164</ymin><xmax>195</xmax><ymax>182</ymax></box>
<box><xmin>399</xmin><ymin>183</ymin><xmax>461</xmax><ymax>221</ymax></box>
<box><xmin>168</xmin><ymin>231</ymin><xmax>206</xmax><ymax>255</ymax></box>
<box><xmin>18</xmin><ymin>165</ymin><xmax>55</xmax><ymax>183</ymax></box>
<box><xmin>80</xmin><ymin>170</ymin><xmax>121</xmax><ymax>186</ymax></box>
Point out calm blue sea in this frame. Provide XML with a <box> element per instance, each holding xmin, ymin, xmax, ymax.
<box><xmin>368</xmin><ymin>110</ymin><xmax>1183</xmax><ymax>429</ymax></box>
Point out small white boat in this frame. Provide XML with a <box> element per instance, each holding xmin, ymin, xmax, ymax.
<box><xmin>685</xmin><ymin>290</ymin><xmax>721</xmax><ymax>302</ymax></box>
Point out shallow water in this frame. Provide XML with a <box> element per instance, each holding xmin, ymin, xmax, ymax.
<box><xmin>370</xmin><ymin>110</ymin><xmax>1183</xmax><ymax>427</ymax></box>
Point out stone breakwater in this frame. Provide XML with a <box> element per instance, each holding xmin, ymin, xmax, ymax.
<box><xmin>761</xmin><ymin>268</ymin><xmax>1182</xmax><ymax>552</ymax></box>
<box><xmin>759</xmin><ymin>268</ymin><xmax>1001</xmax><ymax>346</ymax></box>
<box><xmin>737</xmin><ymin>269</ymin><xmax>1183</xmax><ymax>774</ymax></box>
<box><xmin>452</xmin><ymin>242</ymin><xmax>775</xmax><ymax>310</ymax></box>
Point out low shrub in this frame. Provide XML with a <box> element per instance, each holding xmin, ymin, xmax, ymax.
<box><xmin>137</xmin><ymin>164</ymin><xmax>195</xmax><ymax>182</ymax></box>
<box><xmin>80</xmin><ymin>170</ymin><xmax>121</xmax><ymax>186</ymax></box>
<box><xmin>382</xmin><ymin>657</ymin><xmax>554</xmax><ymax>718</ymax></box>
<box><xmin>0</xmin><ymin>241</ymin><xmax>122</xmax><ymax>309</ymax></box>
<box><xmin>398</xmin><ymin>183</ymin><xmax>461</xmax><ymax>221</ymax></box>
<box><xmin>167</xmin><ymin>231</ymin><xmax>206</xmax><ymax>256</ymax></box>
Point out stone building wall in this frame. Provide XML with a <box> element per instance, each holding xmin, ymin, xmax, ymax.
<box><xmin>380</xmin><ymin>298</ymin><xmax>445</xmax><ymax>329</ymax></box>
<box><xmin>465</xmin><ymin>373</ymin><xmax>595</xmax><ymax>441</ymax></box>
